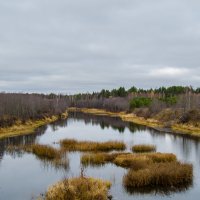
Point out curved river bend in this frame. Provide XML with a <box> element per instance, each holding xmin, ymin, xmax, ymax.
<box><xmin>0</xmin><ymin>112</ymin><xmax>200</xmax><ymax>200</ymax></box>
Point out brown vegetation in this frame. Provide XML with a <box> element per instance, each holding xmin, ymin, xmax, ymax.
<box><xmin>31</xmin><ymin>144</ymin><xmax>60</xmax><ymax>160</ymax></box>
<box><xmin>132</xmin><ymin>144</ymin><xmax>156</xmax><ymax>153</ymax></box>
<box><xmin>123</xmin><ymin>162</ymin><xmax>193</xmax><ymax>190</ymax></box>
<box><xmin>60</xmin><ymin>139</ymin><xmax>126</xmax><ymax>152</ymax></box>
<box><xmin>81</xmin><ymin>152</ymin><xmax>177</xmax><ymax>171</ymax></box>
<box><xmin>113</xmin><ymin>153</ymin><xmax>176</xmax><ymax>168</ymax></box>
<box><xmin>6</xmin><ymin>144</ymin><xmax>69</xmax><ymax>170</ymax></box>
<box><xmin>44</xmin><ymin>177</ymin><xmax>111</xmax><ymax>200</ymax></box>
<box><xmin>81</xmin><ymin>152</ymin><xmax>127</xmax><ymax>166</ymax></box>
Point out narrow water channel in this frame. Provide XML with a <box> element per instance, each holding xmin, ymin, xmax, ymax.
<box><xmin>0</xmin><ymin>112</ymin><xmax>200</xmax><ymax>200</ymax></box>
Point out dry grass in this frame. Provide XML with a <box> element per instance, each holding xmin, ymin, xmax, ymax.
<box><xmin>0</xmin><ymin>115</ymin><xmax>63</xmax><ymax>139</ymax></box>
<box><xmin>132</xmin><ymin>144</ymin><xmax>156</xmax><ymax>153</ymax></box>
<box><xmin>31</xmin><ymin>144</ymin><xmax>60</xmax><ymax>160</ymax></box>
<box><xmin>123</xmin><ymin>162</ymin><xmax>193</xmax><ymax>190</ymax></box>
<box><xmin>6</xmin><ymin>144</ymin><xmax>69</xmax><ymax>170</ymax></box>
<box><xmin>60</xmin><ymin>139</ymin><xmax>126</xmax><ymax>152</ymax></box>
<box><xmin>45</xmin><ymin>177</ymin><xmax>111</xmax><ymax>200</ymax></box>
<box><xmin>113</xmin><ymin>153</ymin><xmax>177</xmax><ymax>168</ymax></box>
<box><xmin>147</xmin><ymin>153</ymin><xmax>177</xmax><ymax>163</ymax></box>
<box><xmin>81</xmin><ymin>152</ymin><xmax>177</xmax><ymax>170</ymax></box>
<box><xmin>81</xmin><ymin>152</ymin><xmax>127</xmax><ymax>166</ymax></box>
<box><xmin>113</xmin><ymin>154</ymin><xmax>151</xmax><ymax>169</ymax></box>
<box><xmin>29</xmin><ymin>144</ymin><xmax>69</xmax><ymax>170</ymax></box>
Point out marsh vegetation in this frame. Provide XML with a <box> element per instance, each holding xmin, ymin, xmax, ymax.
<box><xmin>42</xmin><ymin>176</ymin><xmax>111</xmax><ymax>200</ymax></box>
<box><xmin>132</xmin><ymin>144</ymin><xmax>156</xmax><ymax>153</ymax></box>
<box><xmin>123</xmin><ymin>162</ymin><xmax>193</xmax><ymax>191</ymax></box>
<box><xmin>60</xmin><ymin>139</ymin><xmax>126</xmax><ymax>152</ymax></box>
<box><xmin>0</xmin><ymin>112</ymin><xmax>198</xmax><ymax>200</ymax></box>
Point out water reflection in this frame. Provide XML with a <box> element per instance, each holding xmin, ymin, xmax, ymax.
<box><xmin>0</xmin><ymin>112</ymin><xmax>200</xmax><ymax>200</ymax></box>
<box><xmin>124</xmin><ymin>184</ymin><xmax>193</xmax><ymax>196</ymax></box>
<box><xmin>68</xmin><ymin>111</ymin><xmax>147</xmax><ymax>134</ymax></box>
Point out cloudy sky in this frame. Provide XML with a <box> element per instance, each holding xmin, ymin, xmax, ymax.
<box><xmin>0</xmin><ymin>0</ymin><xmax>200</xmax><ymax>93</ymax></box>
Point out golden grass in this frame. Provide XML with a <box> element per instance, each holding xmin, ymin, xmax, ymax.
<box><xmin>81</xmin><ymin>152</ymin><xmax>177</xmax><ymax>171</ymax></box>
<box><xmin>132</xmin><ymin>144</ymin><xmax>156</xmax><ymax>153</ymax></box>
<box><xmin>29</xmin><ymin>144</ymin><xmax>69</xmax><ymax>170</ymax></box>
<box><xmin>123</xmin><ymin>162</ymin><xmax>193</xmax><ymax>189</ymax></box>
<box><xmin>0</xmin><ymin>111</ymin><xmax>68</xmax><ymax>139</ymax></box>
<box><xmin>6</xmin><ymin>144</ymin><xmax>69</xmax><ymax>170</ymax></box>
<box><xmin>113</xmin><ymin>153</ymin><xmax>177</xmax><ymax>168</ymax></box>
<box><xmin>113</xmin><ymin>154</ymin><xmax>151</xmax><ymax>169</ymax></box>
<box><xmin>31</xmin><ymin>144</ymin><xmax>60</xmax><ymax>160</ymax></box>
<box><xmin>172</xmin><ymin>124</ymin><xmax>200</xmax><ymax>136</ymax></box>
<box><xmin>45</xmin><ymin>177</ymin><xmax>111</xmax><ymax>200</ymax></box>
<box><xmin>81</xmin><ymin>152</ymin><xmax>127</xmax><ymax>166</ymax></box>
<box><xmin>60</xmin><ymin>139</ymin><xmax>126</xmax><ymax>152</ymax></box>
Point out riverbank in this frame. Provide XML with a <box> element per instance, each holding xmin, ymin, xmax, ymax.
<box><xmin>68</xmin><ymin>108</ymin><xmax>200</xmax><ymax>137</ymax></box>
<box><xmin>0</xmin><ymin>111</ymin><xmax>68</xmax><ymax>139</ymax></box>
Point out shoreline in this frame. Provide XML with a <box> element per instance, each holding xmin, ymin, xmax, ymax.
<box><xmin>68</xmin><ymin>107</ymin><xmax>200</xmax><ymax>138</ymax></box>
<box><xmin>0</xmin><ymin>111</ymin><xmax>68</xmax><ymax>139</ymax></box>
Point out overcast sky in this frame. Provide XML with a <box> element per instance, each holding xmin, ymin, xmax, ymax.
<box><xmin>0</xmin><ymin>0</ymin><xmax>200</xmax><ymax>94</ymax></box>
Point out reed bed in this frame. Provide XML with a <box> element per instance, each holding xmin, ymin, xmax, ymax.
<box><xmin>60</xmin><ymin>139</ymin><xmax>126</xmax><ymax>152</ymax></box>
<box><xmin>44</xmin><ymin>177</ymin><xmax>111</xmax><ymax>200</ymax></box>
<box><xmin>81</xmin><ymin>152</ymin><xmax>128</xmax><ymax>166</ymax></box>
<box><xmin>113</xmin><ymin>154</ymin><xmax>151</xmax><ymax>169</ymax></box>
<box><xmin>6</xmin><ymin>144</ymin><xmax>69</xmax><ymax>170</ymax></box>
<box><xmin>113</xmin><ymin>153</ymin><xmax>176</xmax><ymax>168</ymax></box>
<box><xmin>132</xmin><ymin>144</ymin><xmax>156</xmax><ymax>153</ymax></box>
<box><xmin>123</xmin><ymin>162</ymin><xmax>193</xmax><ymax>189</ymax></box>
<box><xmin>31</xmin><ymin>144</ymin><xmax>60</xmax><ymax>160</ymax></box>
<box><xmin>81</xmin><ymin>152</ymin><xmax>177</xmax><ymax>170</ymax></box>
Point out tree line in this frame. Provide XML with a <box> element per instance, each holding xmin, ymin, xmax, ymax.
<box><xmin>0</xmin><ymin>85</ymin><xmax>199</xmax><ymax>128</ymax></box>
<box><xmin>0</xmin><ymin>93</ymin><xmax>70</xmax><ymax>127</ymax></box>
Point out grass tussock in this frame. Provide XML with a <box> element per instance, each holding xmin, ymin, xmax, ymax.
<box><xmin>147</xmin><ymin>153</ymin><xmax>177</xmax><ymax>163</ymax></box>
<box><xmin>113</xmin><ymin>153</ymin><xmax>177</xmax><ymax>168</ymax></box>
<box><xmin>123</xmin><ymin>162</ymin><xmax>193</xmax><ymax>190</ymax></box>
<box><xmin>29</xmin><ymin>144</ymin><xmax>69</xmax><ymax>170</ymax></box>
<box><xmin>81</xmin><ymin>152</ymin><xmax>128</xmax><ymax>166</ymax></box>
<box><xmin>81</xmin><ymin>152</ymin><xmax>177</xmax><ymax>169</ymax></box>
<box><xmin>31</xmin><ymin>144</ymin><xmax>60</xmax><ymax>160</ymax></box>
<box><xmin>6</xmin><ymin>144</ymin><xmax>69</xmax><ymax>170</ymax></box>
<box><xmin>60</xmin><ymin>139</ymin><xmax>126</xmax><ymax>152</ymax></box>
<box><xmin>45</xmin><ymin>177</ymin><xmax>111</xmax><ymax>200</ymax></box>
<box><xmin>132</xmin><ymin>144</ymin><xmax>156</xmax><ymax>153</ymax></box>
<box><xmin>113</xmin><ymin>154</ymin><xmax>151</xmax><ymax>169</ymax></box>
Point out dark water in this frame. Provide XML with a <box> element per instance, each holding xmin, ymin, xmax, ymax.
<box><xmin>0</xmin><ymin>112</ymin><xmax>200</xmax><ymax>200</ymax></box>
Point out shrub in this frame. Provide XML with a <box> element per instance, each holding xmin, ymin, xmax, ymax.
<box><xmin>159</xmin><ymin>96</ymin><xmax>177</xmax><ymax>105</ymax></box>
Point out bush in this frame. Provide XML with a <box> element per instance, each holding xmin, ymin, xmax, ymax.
<box><xmin>159</xmin><ymin>96</ymin><xmax>177</xmax><ymax>105</ymax></box>
<box><xmin>129</xmin><ymin>97</ymin><xmax>152</xmax><ymax>110</ymax></box>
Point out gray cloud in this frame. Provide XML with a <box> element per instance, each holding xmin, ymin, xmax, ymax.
<box><xmin>0</xmin><ymin>0</ymin><xmax>200</xmax><ymax>93</ymax></box>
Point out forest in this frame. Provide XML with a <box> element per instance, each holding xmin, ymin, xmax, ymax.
<box><xmin>0</xmin><ymin>86</ymin><xmax>200</xmax><ymax>128</ymax></box>
<box><xmin>0</xmin><ymin>93</ymin><xmax>70</xmax><ymax>128</ymax></box>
